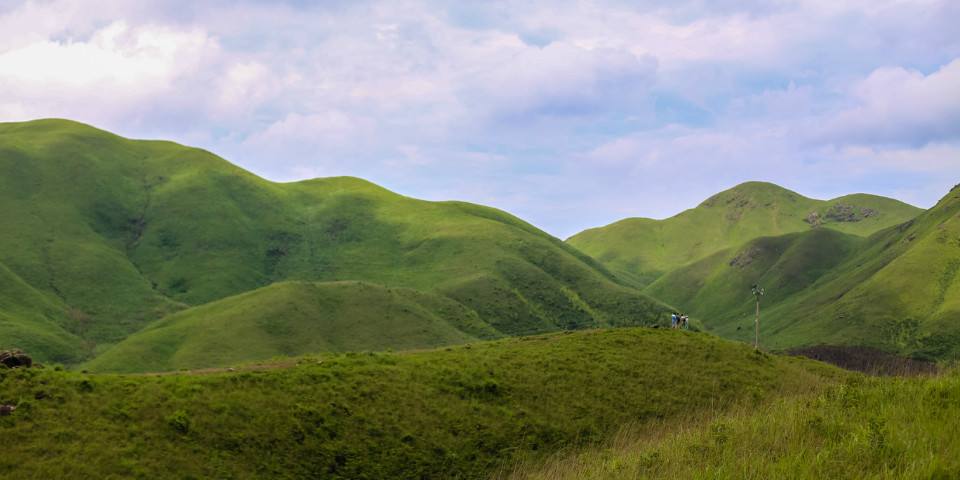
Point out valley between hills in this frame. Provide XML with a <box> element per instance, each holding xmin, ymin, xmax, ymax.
<box><xmin>1</xmin><ymin>118</ymin><xmax>958</xmax><ymax>478</ymax></box>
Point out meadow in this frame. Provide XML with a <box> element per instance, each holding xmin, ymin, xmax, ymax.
<box><xmin>0</xmin><ymin>118</ymin><xmax>956</xmax><ymax>480</ymax></box>
<box><xmin>646</xmin><ymin>184</ymin><xmax>960</xmax><ymax>359</ymax></box>
<box><xmin>0</xmin><ymin>119</ymin><xmax>667</xmax><ymax>368</ymax></box>
<box><xmin>567</xmin><ymin>181</ymin><xmax>920</xmax><ymax>288</ymax></box>
<box><xmin>509</xmin><ymin>368</ymin><xmax>959</xmax><ymax>479</ymax></box>
<box><xmin>0</xmin><ymin>328</ymin><xmax>845</xmax><ymax>479</ymax></box>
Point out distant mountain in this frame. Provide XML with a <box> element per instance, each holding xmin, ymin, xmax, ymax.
<box><xmin>85</xmin><ymin>281</ymin><xmax>502</xmax><ymax>373</ymax></box>
<box><xmin>647</xmin><ymin>184</ymin><xmax>960</xmax><ymax>359</ymax></box>
<box><xmin>645</xmin><ymin>227</ymin><xmax>864</xmax><ymax>328</ymax></box>
<box><xmin>0</xmin><ymin>119</ymin><xmax>665</xmax><ymax>366</ymax></box>
<box><xmin>567</xmin><ymin>182</ymin><xmax>922</xmax><ymax>287</ymax></box>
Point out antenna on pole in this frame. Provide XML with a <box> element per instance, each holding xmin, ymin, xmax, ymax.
<box><xmin>751</xmin><ymin>284</ymin><xmax>764</xmax><ymax>350</ymax></box>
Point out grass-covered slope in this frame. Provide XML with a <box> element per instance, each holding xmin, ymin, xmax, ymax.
<box><xmin>0</xmin><ymin>329</ymin><xmax>846</xmax><ymax>479</ymax></box>
<box><xmin>511</xmin><ymin>370</ymin><xmax>960</xmax><ymax>480</ymax></box>
<box><xmin>757</xmin><ymin>184</ymin><xmax>960</xmax><ymax>358</ymax></box>
<box><xmin>0</xmin><ymin>261</ymin><xmax>87</xmax><ymax>363</ymax></box>
<box><xmin>645</xmin><ymin>228</ymin><xmax>865</xmax><ymax>333</ymax></box>
<box><xmin>645</xmin><ymin>185</ymin><xmax>960</xmax><ymax>359</ymax></box>
<box><xmin>0</xmin><ymin>118</ymin><xmax>666</xmax><ymax>364</ymax></box>
<box><xmin>84</xmin><ymin>281</ymin><xmax>502</xmax><ymax>373</ymax></box>
<box><xmin>568</xmin><ymin>182</ymin><xmax>921</xmax><ymax>287</ymax></box>
<box><xmin>0</xmin><ymin>120</ymin><xmax>190</xmax><ymax>355</ymax></box>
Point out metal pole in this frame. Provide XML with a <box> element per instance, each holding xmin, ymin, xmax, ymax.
<box><xmin>754</xmin><ymin>298</ymin><xmax>760</xmax><ymax>350</ymax></box>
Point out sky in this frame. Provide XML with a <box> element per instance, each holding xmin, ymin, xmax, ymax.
<box><xmin>0</xmin><ymin>0</ymin><xmax>958</xmax><ymax>238</ymax></box>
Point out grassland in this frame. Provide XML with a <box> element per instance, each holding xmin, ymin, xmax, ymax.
<box><xmin>84</xmin><ymin>281</ymin><xmax>502</xmax><ymax>373</ymax></box>
<box><xmin>3</xmin><ymin>118</ymin><xmax>948</xmax><ymax>369</ymax></box>
<box><xmin>644</xmin><ymin>185</ymin><xmax>960</xmax><ymax>359</ymax></box>
<box><xmin>646</xmin><ymin>228</ymin><xmax>864</xmax><ymax>327</ymax></box>
<box><xmin>567</xmin><ymin>182</ymin><xmax>921</xmax><ymax>288</ymax></box>
<box><xmin>0</xmin><ymin>328</ymin><xmax>849</xmax><ymax>478</ymax></box>
<box><xmin>0</xmin><ymin>262</ymin><xmax>86</xmax><ymax>363</ymax></box>
<box><xmin>0</xmin><ymin>328</ymin><xmax>846</xmax><ymax>479</ymax></box>
<box><xmin>0</xmin><ymin>118</ymin><xmax>667</xmax><ymax>366</ymax></box>
<box><xmin>509</xmin><ymin>369</ymin><xmax>959</xmax><ymax>479</ymax></box>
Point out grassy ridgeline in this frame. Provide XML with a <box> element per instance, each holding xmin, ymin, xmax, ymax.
<box><xmin>567</xmin><ymin>182</ymin><xmax>921</xmax><ymax>288</ymax></box>
<box><xmin>643</xmin><ymin>185</ymin><xmax>960</xmax><ymax>359</ymax></box>
<box><xmin>84</xmin><ymin>281</ymin><xmax>503</xmax><ymax>373</ymax></box>
<box><xmin>511</xmin><ymin>370</ymin><xmax>960</xmax><ymax>479</ymax></box>
<box><xmin>645</xmin><ymin>228</ymin><xmax>864</xmax><ymax>330</ymax></box>
<box><xmin>0</xmin><ymin>119</ymin><xmax>667</xmax><ymax>365</ymax></box>
<box><xmin>0</xmin><ymin>329</ymin><xmax>844</xmax><ymax>479</ymax></box>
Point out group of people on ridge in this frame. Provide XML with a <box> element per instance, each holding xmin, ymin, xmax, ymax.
<box><xmin>670</xmin><ymin>312</ymin><xmax>689</xmax><ymax>330</ymax></box>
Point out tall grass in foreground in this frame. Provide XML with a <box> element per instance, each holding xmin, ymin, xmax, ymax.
<box><xmin>506</xmin><ymin>370</ymin><xmax>960</xmax><ymax>479</ymax></box>
<box><xmin>0</xmin><ymin>329</ymin><xmax>846</xmax><ymax>479</ymax></box>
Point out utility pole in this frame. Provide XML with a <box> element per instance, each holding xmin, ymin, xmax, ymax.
<box><xmin>751</xmin><ymin>284</ymin><xmax>764</xmax><ymax>350</ymax></box>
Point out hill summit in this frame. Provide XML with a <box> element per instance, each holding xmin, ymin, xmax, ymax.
<box><xmin>0</xmin><ymin>119</ymin><xmax>665</xmax><ymax>367</ymax></box>
<box><xmin>567</xmin><ymin>181</ymin><xmax>922</xmax><ymax>287</ymax></box>
<box><xmin>576</xmin><ymin>180</ymin><xmax>960</xmax><ymax>359</ymax></box>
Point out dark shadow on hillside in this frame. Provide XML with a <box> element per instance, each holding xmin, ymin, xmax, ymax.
<box><xmin>786</xmin><ymin>345</ymin><xmax>937</xmax><ymax>376</ymax></box>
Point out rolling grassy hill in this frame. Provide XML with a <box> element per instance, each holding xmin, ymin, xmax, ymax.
<box><xmin>759</xmin><ymin>183</ymin><xmax>960</xmax><ymax>358</ymax></box>
<box><xmin>644</xmin><ymin>185</ymin><xmax>960</xmax><ymax>359</ymax></box>
<box><xmin>0</xmin><ymin>261</ymin><xmax>87</xmax><ymax>363</ymax></box>
<box><xmin>510</xmin><ymin>368</ymin><xmax>960</xmax><ymax>479</ymax></box>
<box><xmin>84</xmin><ymin>281</ymin><xmax>502</xmax><ymax>373</ymax></box>
<box><xmin>644</xmin><ymin>228</ymin><xmax>867</xmax><ymax>340</ymax></box>
<box><xmin>567</xmin><ymin>182</ymin><xmax>921</xmax><ymax>287</ymax></box>
<box><xmin>0</xmin><ymin>118</ymin><xmax>667</xmax><ymax>366</ymax></box>
<box><xmin>0</xmin><ymin>328</ymin><xmax>847</xmax><ymax>479</ymax></box>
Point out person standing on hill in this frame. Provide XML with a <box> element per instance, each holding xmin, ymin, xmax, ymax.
<box><xmin>681</xmin><ymin>314</ymin><xmax>689</xmax><ymax>330</ymax></box>
<box><xmin>671</xmin><ymin>313</ymin><xmax>678</xmax><ymax>329</ymax></box>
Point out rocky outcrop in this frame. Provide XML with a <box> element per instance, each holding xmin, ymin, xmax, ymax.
<box><xmin>805</xmin><ymin>204</ymin><xmax>879</xmax><ymax>227</ymax></box>
<box><xmin>824</xmin><ymin>204</ymin><xmax>878</xmax><ymax>223</ymax></box>
<box><xmin>0</xmin><ymin>350</ymin><xmax>33</xmax><ymax>369</ymax></box>
<box><xmin>729</xmin><ymin>246</ymin><xmax>763</xmax><ymax>268</ymax></box>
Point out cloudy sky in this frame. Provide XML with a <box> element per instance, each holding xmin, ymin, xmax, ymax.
<box><xmin>1</xmin><ymin>0</ymin><xmax>958</xmax><ymax>237</ymax></box>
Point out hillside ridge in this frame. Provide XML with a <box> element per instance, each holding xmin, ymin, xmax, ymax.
<box><xmin>567</xmin><ymin>181</ymin><xmax>922</xmax><ymax>287</ymax></box>
<box><xmin>643</xmin><ymin>183</ymin><xmax>960</xmax><ymax>359</ymax></box>
<box><xmin>0</xmin><ymin>328</ymin><xmax>848</xmax><ymax>478</ymax></box>
<box><xmin>0</xmin><ymin>119</ymin><xmax>668</xmax><ymax>366</ymax></box>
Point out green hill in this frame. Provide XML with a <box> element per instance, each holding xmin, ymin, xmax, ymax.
<box><xmin>756</xmin><ymin>183</ymin><xmax>960</xmax><ymax>358</ymax></box>
<box><xmin>0</xmin><ymin>119</ymin><xmax>666</xmax><ymax>365</ymax></box>
<box><xmin>0</xmin><ymin>328</ymin><xmax>847</xmax><ymax>479</ymax></box>
<box><xmin>0</xmin><ymin>261</ymin><xmax>86</xmax><ymax>363</ymax></box>
<box><xmin>645</xmin><ymin>228</ymin><xmax>865</xmax><ymax>336</ymax></box>
<box><xmin>510</xmin><ymin>368</ymin><xmax>960</xmax><ymax>479</ymax></box>
<box><xmin>84</xmin><ymin>281</ymin><xmax>502</xmax><ymax>373</ymax></box>
<box><xmin>567</xmin><ymin>182</ymin><xmax>922</xmax><ymax>287</ymax></box>
<box><xmin>645</xmin><ymin>185</ymin><xmax>960</xmax><ymax>359</ymax></box>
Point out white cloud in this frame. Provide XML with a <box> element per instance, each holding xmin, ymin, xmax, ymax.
<box><xmin>214</xmin><ymin>62</ymin><xmax>278</xmax><ymax>117</ymax></box>
<box><xmin>0</xmin><ymin>21</ymin><xmax>212</xmax><ymax>87</ymax></box>
<box><xmin>0</xmin><ymin>0</ymin><xmax>108</xmax><ymax>50</ymax></box>
<box><xmin>464</xmin><ymin>42</ymin><xmax>657</xmax><ymax>119</ymax></box>
<box><xmin>831</xmin><ymin>143</ymin><xmax>960</xmax><ymax>174</ymax></box>
<box><xmin>819</xmin><ymin>59</ymin><xmax>960</xmax><ymax>146</ymax></box>
<box><xmin>0</xmin><ymin>0</ymin><xmax>957</xmax><ymax>237</ymax></box>
<box><xmin>0</xmin><ymin>20</ymin><xmax>219</xmax><ymax>125</ymax></box>
<box><xmin>248</xmin><ymin>111</ymin><xmax>367</xmax><ymax>144</ymax></box>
